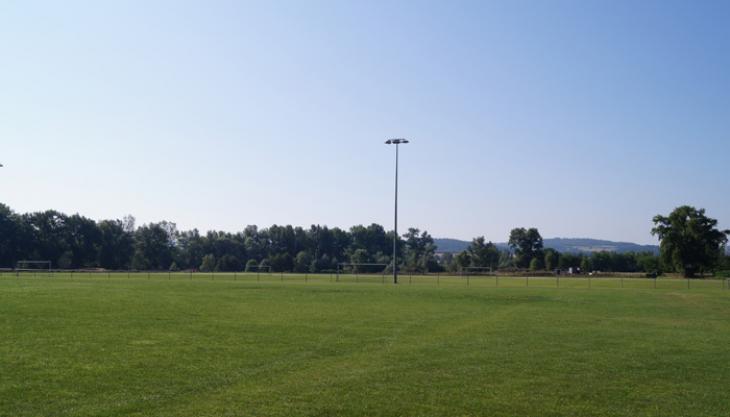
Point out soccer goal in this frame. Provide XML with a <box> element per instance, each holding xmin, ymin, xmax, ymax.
<box><xmin>244</xmin><ymin>265</ymin><xmax>272</xmax><ymax>281</ymax></box>
<box><xmin>15</xmin><ymin>260</ymin><xmax>52</xmax><ymax>277</ymax></box>
<box><xmin>463</xmin><ymin>266</ymin><xmax>495</xmax><ymax>276</ymax></box>
<box><xmin>337</xmin><ymin>263</ymin><xmax>388</xmax><ymax>283</ymax></box>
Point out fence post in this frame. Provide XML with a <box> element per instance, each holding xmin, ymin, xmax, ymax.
<box><xmin>168</xmin><ymin>271</ymin><xmax>171</xmax><ymax>280</ymax></box>
<box><xmin>281</xmin><ymin>271</ymin><xmax>283</xmax><ymax>282</ymax></box>
<box><xmin>526</xmin><ymin>276</ymin><xmax>529</xmax><ymax>287</ymax></box>
<box><xmin>496</xmin><ymin>275</ymin><xmax>499</xmax><ymax>288</ymax></box>
<box><xmin>557</xmin><ymin>274</ymin><xmax>560</xmax><ymax>288</ymax></box>
<box><xmin>437</xmin><ymin>273</ymin><xmax>440</xmax><ymax>287</ymax></box>
<box><xmin>467</xmin><ymin>273</ymin><xmax>469</xmax><ymax>287</ymax></box>
<box><xmin>409</xmin><ymin>273</ymin><xmax>412</xmax><ymax>285</ymax></box>
<box><xmin>654</xmin><ymin>277</ymin><xmax>657</xmax><ymax>289</ymax></box>
<box><xmin>588</xmin><ymin>275</ymin><xmax>591</xmax><ymax>289</ymax></box>
<box><xmin>234</xmin><ymin>272</ymin><xmax>237</xmax><ymax>281</ymax></box>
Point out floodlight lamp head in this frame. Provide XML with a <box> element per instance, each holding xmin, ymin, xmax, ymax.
<box><xmin>385</xmin><ymin>138</ymin><xmax>409</xmax><ymax>145</ymax></box>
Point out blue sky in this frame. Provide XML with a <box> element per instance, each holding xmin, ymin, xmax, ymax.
<box><xmin>1</xmin><ymin>0</ymin><xmax>728</xmax><ymax>244</ymax></box>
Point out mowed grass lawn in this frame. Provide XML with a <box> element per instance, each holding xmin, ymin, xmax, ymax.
<box><xmin>1</xmin><ymin>274</ymin><xmax>729</xmax><ymax>417</ymax></box>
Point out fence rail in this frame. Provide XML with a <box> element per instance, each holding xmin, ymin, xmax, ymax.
<box><xmin>2</xmin><ymin>269</ymin><xmax>729</xmax><ymax>291</ymax></box>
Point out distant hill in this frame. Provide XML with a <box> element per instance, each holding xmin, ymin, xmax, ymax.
<box><xmin>434</xmin><ymin>237</ymin><xmax>659</xmax><ymax>254</ymax></box>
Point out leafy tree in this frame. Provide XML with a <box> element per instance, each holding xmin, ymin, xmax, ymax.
<box><xmin>98</xmin><ymin>219</ymin><xmax>134</xmax><ymax>269</ymax></box>
<box><xmin>558</xmin><ymin>253</ymin><xmax>581</xmax><ymax>270</ymax></box>
<box><xmin>454</xmin><ymin>251</ymin><xmax>471</xmax><ymax>272</ymax></box>
<box><xmin>466</xmin><ymin>237</ymin><xmax>500</xmax><ymax>270</ymax></box>
<box><xmin>544</xmin><ymin>249</ymin><xmax>559</xmax><ymax>271</ymax></box>
<box><xmin>508</xmin><ymin>228</ymin><xmax>544</xmax><ymax>268</ymax></box>
<box><xmin>439</xmin><ymin>252</ymin><xmax>455</xmax><ymax>272</ymax></box>
<box><xmin>268</xmin><ymin>252</ymin><xmax>291</xmax><ymax>272</ymax></box>
<box><xmin>216</xmin><ymin>254</ymin><xmax>241</xmax><ymax>272</ymax></box>
<box><xmin>65</xmin><ymin>214</ymin><xmax>102</xmax><ymax>268</ymax></box>
<box><xmin>635</xmin><ymin>252</ymin><xmax>660</xmax><ymax>273</ymax></box>
<box><xmin>349</xmin><ymin>248</ymin><xmax>370</xmax><ymax>272</ymax></box>
<box><xmin>403</xmin><ymin>228</ymin><xmax>437</xmax><ymax>272</ymax></box>
<box><xmin>0</xmin><ymin>203</ymin><xmax>24</xmax><ymax>266</ymax></box>
<box><xmin>294</xmin><ymin>251</ymin><xmax>312</xmax><ymax>273</ymax></box>
<box><xmin>580</xmin><ymin>256</ymin><xmax>592</xmax><ymax>273</ymax></box>
<box><xmin>200</xmin><ymin>254</ymin><xmax>216</xmax><ymax>272</ymax></box>
<box><xmin>132</xmin><ymin>222</ymin><xmax>177</xmax><ymax>270</ymax></box>
<box><xmin>529</xmin><ymin>257</ymin><xmax>543</xmax><ymax>271</ymax></box>
<box><xmin>652</xmin><ymin>206</ymin><xmax>729</xmax><ymax>277</ymax></box>
<box><xmin>245</xmin><ymin>259</ymin><xmax>259</xmax><ymax>272</ymax></box>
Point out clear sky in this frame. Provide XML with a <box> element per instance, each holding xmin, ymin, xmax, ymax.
<box><xmin>1</xmin><ymin>1</ymin><xmax>728</xmax><ymax>244</ymax></box>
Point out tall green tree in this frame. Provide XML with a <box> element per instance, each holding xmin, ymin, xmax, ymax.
<box><xmin>651</xmin><ymin>206</ymin><xmax>729</xmax><ymax>277</ymax></box>
<box><xmin>466</xmin><ymin>237</ymin><xmax>500</xmax><ymax>270</ymax></box>
<box><xmin>0</xmin><ymin>204</ymin><xmax>24</xmax><ymax>266</ymax></box>
<box><xmin>508</xmin><ymin>227</ymin><xmax>544</xmax><ymax>268</ymax></box>
<box><xmin>97</xmin><ymin>219</ymin><xmax>134</xmax><ymax>269</ymax></box>
<box><xmin>200</xmin><ymin>254</ymin><xmax>216</xmax><ymax>272</ymax></box>
<box><xmin>454</xmin><ymin>251</ymin><xmax>471</xmax><ymax>272</ymax></box>
<box><xmin>132</xmin><ymin>222</ymin><xmax>177</xmax><ymax>270</ymax></box>
<box><xmin>544</xmin><ymin>248</ymin><xmax>559</xmax><ymax>271</ymax></box>
<box><xmin>403</xmin><ymin>228</ymin><xmax>437</xmax><ymax>272</ymax></box>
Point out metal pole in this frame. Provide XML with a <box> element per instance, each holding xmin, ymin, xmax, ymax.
<box><xmin>393</xmin><ymin>143</ymin><xmax>399</xmax><ymax>284</ymax></box>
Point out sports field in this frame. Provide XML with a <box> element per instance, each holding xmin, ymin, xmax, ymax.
<box><xmin>1</xmin><ymin>273</ymin><xmax>729</xmax><ymax>417</ymax></box>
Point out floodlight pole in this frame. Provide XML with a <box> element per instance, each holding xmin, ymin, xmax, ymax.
<box><xmin>385</xmin><ymin>138</ymin><xmax>409</xmax><ymax>284</ymax></box>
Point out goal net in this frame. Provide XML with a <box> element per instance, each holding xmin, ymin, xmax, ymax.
<box><xmin>15</xmin><ymin>260</ymin><xmax>52</xmax><ymax>277</ymax></box>
<box><xmin>463</xmin><ymin>266</ymin><xmax>495</xmax><ymax>276</ymax></box>
<box><xmin>245</xmin><ymin>265</ymin><xmax>272</xmax><ymax>274</ymax></box>
<box><xmin>337</xmin><ymin>263</ymin><xmax>388</xmax><ymax>282</ymax></box>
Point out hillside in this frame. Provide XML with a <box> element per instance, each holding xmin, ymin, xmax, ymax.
<box><xmin>434</xmin><ymin>237</ymin><xmax>660</xmax><ymax>254</ymax></box>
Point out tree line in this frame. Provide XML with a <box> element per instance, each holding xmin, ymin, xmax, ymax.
<box><xmin>1</xmin><ymin>203</ymin><xmax>727</xmax><ymax>276</ymax></box>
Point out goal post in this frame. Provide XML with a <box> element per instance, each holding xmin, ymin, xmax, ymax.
<box><xmin>15</xmin><ymin>260</ymin><xmax>52</xmax><ymax>277</ymax></box>
<box><xmin>336</xmin><ymin>263</ymin><xmax>388</xmax><ymax>282</ymax></box>
<box><xmin>463</xmin><ymin>266</ymin><xmax>495</xmax><ymax>276</ymax></box>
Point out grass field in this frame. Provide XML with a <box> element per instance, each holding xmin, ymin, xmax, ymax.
<box><xmin>1</xmin><ymin>273</ymin><xmax>729</xmax><ymax>416</ymax></box>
